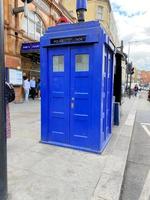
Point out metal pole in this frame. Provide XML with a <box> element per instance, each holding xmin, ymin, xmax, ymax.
<box><xmin>126</xmin><ymin>73</ymin><xmax>129</xmax><ymax>90</ymax></box>
<box><xmin>127</xmin><ymin>43</ymin><xmax>130</xmax><ymax>65</ymax></box>
<box><xmin>129</xmin><ymin>62</ymin><xmax>133</xmax><ymax>99</ymax></box>
<box><xmin>0</xmin><ymin>0</ymin><xmax>8</xmax><ymax>199</ymax></box>
<box><xmin>129</xmin><ymin>73</ymin><xmax>132</xmax><ymax>99</ymax></box>
<box><xmin>127</xmin><ymin>43</ymin><xmax>130</xmax><ymax>97</ymax></box>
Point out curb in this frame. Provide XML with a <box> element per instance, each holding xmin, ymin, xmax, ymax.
<box><xmin>92</xmin><ymin>109</ymin><xmax>136</xmax><ymax>200</ymax></box>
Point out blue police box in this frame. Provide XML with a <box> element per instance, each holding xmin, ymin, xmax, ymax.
<box><xmin>40</xmin><ymin>21</ymin><xmax>115</xmax><ymax>153</ymax></box>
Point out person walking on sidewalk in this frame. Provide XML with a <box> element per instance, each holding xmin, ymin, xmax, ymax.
<box><xmin>134</xmin><ymin>84</ymin><xmax>139</xmax><ymax>97</ymax></box>
<box><xmin>30</xmin><ymin>77</ymin><xmax>36</xmax><ymax>100</ymax></box>
<box><xmin>36</xmin><ymin>78</ymin><xmax>41</xmax><ymax>99</ymax></box>
<box><xmin>23</xmin><ymin>77</ymin><xmax>30</xmax><ymax>102</ymax></box>
<box><xmin>148</xmin><ymin>89</ymin><xmax>150</xmax><ymax>101</ymax></box>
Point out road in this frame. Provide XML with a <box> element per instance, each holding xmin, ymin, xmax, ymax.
<box><xmin>121</xmin><ymin>93</ymin><xmax>150</xmax><ymax>200</ymax></box>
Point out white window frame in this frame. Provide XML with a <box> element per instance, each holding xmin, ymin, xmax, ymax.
<box><xmin>96</xmin><ymin>6</ymin><xmax>103</xmax><ymax>21</ymax></box>
<box><xmin>22</xmin><ymin>11</ymin><xmax>45</xmax><ymax>40</ymax></box>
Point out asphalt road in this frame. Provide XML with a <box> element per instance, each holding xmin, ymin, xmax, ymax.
<box><xmin>120</xmin><ymin>96</ymin><xmax>150</xmax><ymax>200</ymax></box>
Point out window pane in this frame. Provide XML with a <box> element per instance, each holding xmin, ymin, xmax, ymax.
<box><xmin>97</xmin><ymin>6</ymin><xmax>103</xmax><ymax>20</ymax></box>
<box><xmin>75</xmin><ymin>54</ymin><xmax>89</xmax><ymax>72</ymax></box>
<box><xmin>36</xmin><ymin>21</ymin><xmax>41</xmax><ymax>34</ymax></box>
<box><xmin>22</xmin><ymin>11</ymin><xmax>45</xmax><ymax>40</ymax></box>
<box><xmin>35</xmin><ymin>32</ymin><xmax>41</xmax><ymax>40</ymax></box>
<box><xmin>22</xmin><ymin>17</ymin><xmax>28</xmax><ymax>33</ymax></box>
<box><xmin>53</xmin><ymin>56</ymin><xmax>64</xmax><ymax>72</ymax></box>
<box><xmin>42</xmin><ymin>25</ymin><xmax>45</xmax><ymax>35</ymax></box>
<box><xmin>35</xmin><ymin>15</ymin><xmax>38</xmax><ymax>22</ymax></box>
<box><xmin>28</xmin><ymin>11</ymin><xmax>35</xmax><ymax>20</ymax></box>
<box><xmin>28</xmin><ymin>20</ymin><xmax>35</xmax><ymax>39</ymax></box>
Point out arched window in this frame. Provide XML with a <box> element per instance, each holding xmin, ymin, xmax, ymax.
<box><xmin>22</xmin><ymin>11</ymin><xmax>45</xmax><ymax>40</ymax></box>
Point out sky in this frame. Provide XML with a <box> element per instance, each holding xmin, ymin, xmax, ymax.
<box><xmin>110</xmin><ymin>0</ymin><xmax>150</xmax><ymax>71</ymax></box>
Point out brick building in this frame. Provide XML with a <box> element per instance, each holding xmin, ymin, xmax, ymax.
<box><xmin>4</xmin><ymin>0</ymin><xmax>74</xmax><ymax>101</ymax></box>
<box><xmin>139</xmin><ymin>71</ymin><xmax>150</xmax><ymax>85</ymax></box>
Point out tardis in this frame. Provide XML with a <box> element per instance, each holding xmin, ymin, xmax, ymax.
<box><xmin>40</xmin><ymin>21</ymin><xmax>115</xmax><ymax>153</ymax></box>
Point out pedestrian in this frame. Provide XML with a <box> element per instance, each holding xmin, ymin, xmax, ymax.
<box><xmin>134</xmin><ymin>84</ymin><xmax>139</xmax><ymax>97</ymax></box>
<box><xmin>30</xmin><ymin>77</ymin><xmax>36</xmax><ymax>100</ymax></box>
<box><xmin>23</xmin><ymin>77</ymin><xmax>30</xmax><ymax>102</ymax></box>
<box><xmin>148</xmin><ymin>90</ymin><xmax>150</xmax><ymax>101</ymax></box>
<box><xmin>36</xmin><ymin>78</ymin><xmax>41</xmax><ymax>99</ymax></box>
<box><xmin>5</xmin><ymin>82</ymin><xmax>15</xmax><ymax>138</ymax></box>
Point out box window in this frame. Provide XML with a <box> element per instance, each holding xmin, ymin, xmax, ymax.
<box><xmin>75</xmin><ymin>54</ymin><xmax>89</xmax><ymax>72</ymax></box>
<box><xmin>53</xmin><ymin>56</ymin><xmax>64</xmax><ymax>72</ymax></box>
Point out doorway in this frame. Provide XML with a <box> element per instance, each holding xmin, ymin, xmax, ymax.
<box><xmin>48</xmin><ymin>45</ymin><xmax>93</xmax><ymax>148</ymax></box>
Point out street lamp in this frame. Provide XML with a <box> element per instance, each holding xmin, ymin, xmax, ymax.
<box><xmin>127</xmin><ymin>38</ymin><xmax>150</xmax><ymax>63</ymax></box>
<box><xmin>13</xmin><ymin>0</ymin><xmax>33</xmax><ymax>16</ymax></box>
<box><xmin>126</xmin><ymin>38</ymin><xmax>150</xmax><ymax>98</ymax></box>
<box><xmin>126</xmin><ymin>40</ymin><xmax>144</xmax><ymax>98</ymax></box>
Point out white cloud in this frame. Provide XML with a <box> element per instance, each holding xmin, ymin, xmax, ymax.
<box><xmin>110</xmin><ymin>0</ymin><xmax>150</xmax><ymax>70</ymax></box>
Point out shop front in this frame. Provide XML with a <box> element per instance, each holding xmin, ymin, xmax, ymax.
<box><xmin>21</xmin><ymin>42</ymin><xmax>40</xmax><ymax>79</ymax></box>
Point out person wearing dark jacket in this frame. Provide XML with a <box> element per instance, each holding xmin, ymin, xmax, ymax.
<box><xmin>5</xmin><ymin>82</ymin><xmax>15</xmax><ymax>138</ymax></box>
<box><xmin>148</xmin><ymin>90</ymin><xmax>150</xmax><ymax>101</ymax></box>
<box><xmin>134</xmin><ymin>84</ymin><xmax>139</xmax><ymax>97</ymax></box>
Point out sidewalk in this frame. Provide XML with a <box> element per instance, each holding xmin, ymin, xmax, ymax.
<box><xmin>8</xmin><ymin>98</ymin><xmax>137</xmax><ymax>200</ymax></box>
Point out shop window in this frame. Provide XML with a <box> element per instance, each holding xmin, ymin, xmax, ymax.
<box><xmin>22</xmin><ymin>11</ymin><xmax>45</xmax><ymax>40</ymax></box>
<box><xmin>75</xmin><ymin>54</ymin><xmax>89</xmax><ymax>72</ymax></box>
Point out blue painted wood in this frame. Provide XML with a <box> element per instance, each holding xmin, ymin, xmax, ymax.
<box><xmin>40</xmin><ymin>21</ymin><xmax>115</xmax><ymax>153</ymax></box>
<box><xmin>76</xmin><ymin>0</ymin><xmax>87</xmax><ymax>11</ymax></box>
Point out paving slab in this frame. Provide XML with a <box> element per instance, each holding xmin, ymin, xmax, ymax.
<box><xmin>92</xmin><ymin>173</ymin><xmax>123</xmax><ymax>200</ymax></box>
<box><xmin>7</xmin><ymin>98</ymin><xmax>136</xmax><ymax>200</ymax></box>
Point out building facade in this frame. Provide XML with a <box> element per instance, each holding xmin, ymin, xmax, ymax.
<box><xmin>5</xmin><ymin>0</ymin><xmax>74</xmax><ymax>71</ymax></box>
<box><xmin>139</xmin><ymin>71</ymin><xmax>150</xmax><ymax>85</ymax></box>
<box><xmin>61</xmin><ymin>0</ymin><xmax>119</xmax><ymax>46</ymax></box>
<box><xmin>4</xmin><ymin>0</ymin><xmax>74</xmax><ymax>100</ymax></box>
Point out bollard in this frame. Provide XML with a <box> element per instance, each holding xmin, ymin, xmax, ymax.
<box><xmin>114</xmin><ymin>102</ymin><xmax>120</xmax><ymax>126</ymax></box>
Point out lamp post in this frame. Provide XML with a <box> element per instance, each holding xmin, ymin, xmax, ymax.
<box><xmin>126</xmin><ymin>43</ymin><xmax>130</xmax><ymax>89</ymax></box>
<box><xmin>126</xmin><ymin>41</ymin><xmax>139</xmax><ymax>98</ymax></box>
<box><xmin>0</xmin><ymin>0</ymin><xmax>7</xmax><ymax>199</ymax></box>
<box><xmin>126</xmin><ymin>38</ymin><xmax>150</xmax><ymax>98</ymax></box>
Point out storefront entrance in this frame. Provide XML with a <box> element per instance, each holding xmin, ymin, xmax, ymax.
<box><xmin>21</xmin><ymin>42</ymin><xmax>40</xmax><ymax>79</ymax></box>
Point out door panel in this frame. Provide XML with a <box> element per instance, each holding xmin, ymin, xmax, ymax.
<box><xmin>48</xmin><ymin>48</ymin><xmax>70</xmax><ymax>143</ymax></box>
<box><xmin>103</xmin><ymin>50</ymin><xmax>108</xmax><ymax>141</ymax></box>
<box><xmin>70</xmin><ymin>46</ymin><xmax>92</xmax><ymax>148</ymax></box>
<box><xmin>107</xmin><ymin>52</ymin><xmax>113</xmax><ymax>133</ymax></box>
<box><xmin>48</xmin><ymin>46</ymin><xmax>93</xmax><ymax>148</ymax></box>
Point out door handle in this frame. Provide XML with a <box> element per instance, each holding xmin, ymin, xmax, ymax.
<box><xmin>71</xmin><ymin>102</ymin><xmax>74</xmax><ymax>109</ymax></box>
<box><xmin>71</xmin><ymin>97</ymin><xmax>75</xmax><ymax>109</ymax></box>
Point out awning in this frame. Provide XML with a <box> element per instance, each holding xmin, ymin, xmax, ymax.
<box><xmin>21</xmin><ymin>42</ymin><xmax>40</xmax><ymax>62</ymax></box>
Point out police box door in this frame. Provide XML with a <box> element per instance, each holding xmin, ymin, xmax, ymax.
<box><xmin>48</xmin><ymin>46</ymin><xmax>93</xmax><ymax>148</ymax></box>
<box><xmin>70</xmin><ymin>46</ymin><xmax>93</xmax><ymax>148</ymax></box>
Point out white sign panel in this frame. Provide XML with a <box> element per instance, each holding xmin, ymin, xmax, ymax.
<box><xmin>9</xmin><ymin>69</ymin><xmax>23</xmax><ymax>86</ymax></box>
